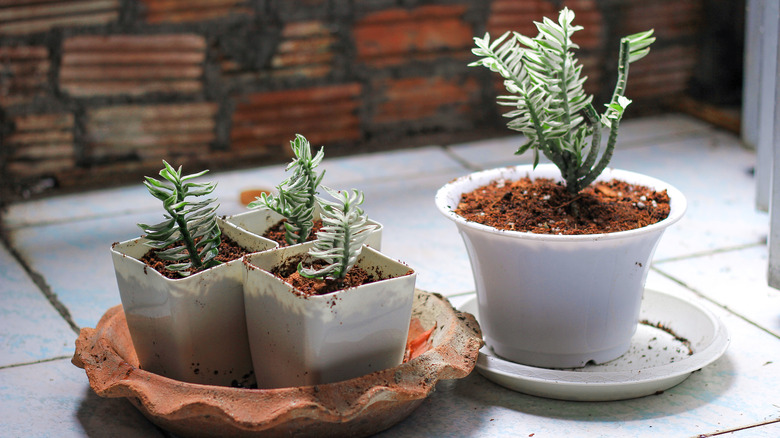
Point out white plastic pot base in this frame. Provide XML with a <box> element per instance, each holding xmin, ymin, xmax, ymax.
<box><xmin>487</xmin><ymin>338</ymin><xmax>632</xmax><ymax>370</ymax></box>
<box><xmin>460</xmin><ymin>289</ymin><xmax>729</xmax><ymax>401</ymax></box>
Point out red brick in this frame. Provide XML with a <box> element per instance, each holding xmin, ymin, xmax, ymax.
<box><xmin>487</xmin><ymin>0</ymin><xmax>557</xmax><ymax>37</ymax></box>
<box><xmin>627</xmin><ymin>71</ymin><xmax>692</xmax><ymax>99</ymax></box>
<box><xmin>372</xmin><ymin>76</ymin><xmax>479</xmax><ymax>124</ymax></box>
<box><xmin>140</xmin><ymin>0</ymin><xmax>252</xmax><ymax>24</ymax></box>
<box><xmin>621</xmin><ymin>0</ymin><xmax>702</xmax><ymax>39</ymax></box>
<box><xmin>269</xmin><ymin>22</ymin><xmax>335</xmax><ymax>77</ymax></box>
<box><xmin>355</xmin><ymin>5</ymin><xmax>473</xmax><ymax>67</ymax></box>
<box><xmin>61</xmin><ymin>52</ymin><xmax>204</xmax><ymax>65</ymax></box>
<box><xmin>6</xmin><ymin>112</ymin><xmax>76</xmax><ymax>178</ymax></box>
<box><xmin>488</xmin><ymin>0</ymin><xmax>602</xmax><ymax>51</ymax></box>
<box><xmin>62</xmin><ymin>34</ymin><xmax>206</xmax><ymax>51</ymax></box>
<box><xmin>239</xmin><ymin>83</ymin><xmax>361</xmax><ymax>106</ymax></box>
<box><xmin>12</xmin><ymin>112</ymin><xmax>74</xmax><ymax>130</ymax></box>
<box><xmin>61</xmin><ymin>34</ymin><xmax>205</xmax><ymax>97</ymax></box>
<box><xmin>85</xmin><ymin>102</ymin><xmax>217</xmax><ymax>160</ymax></box>
<box><xmin>221</xmin><ymin>21</ymin><xmax>336</xmax><ymax>80</ymax></box>
<box><xmin>233</xmin><ymin>100</ymin><xmax>359</xmax><ymax>124</ymax></box>
<box><xmin>231</xmin><ymin>84</ymin><xmax>362</xmax><ymax>152</ymax></box>
<box><xmin>625</xmin><ymin>46</ymin><xmax>697</xmax><ymax>99</ymax></box>
<box><xmin>0</xmin><ymin>0</ymin><xmax>119</xmax><ymax>35</ymax></box>
<box><xmin>0</xmin><ymin>45</ymin><xmax>49</xmax><ymax>107</ymax></box>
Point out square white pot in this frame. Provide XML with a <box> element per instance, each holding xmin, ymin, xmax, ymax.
<box><xmin>110</xmin><ymin>218</ymin><xmax>277</xmax><ymax>386</ymax></box>
<box><xmin>243</xmin><ymin>244</ymin><xmax>416</xmax><ymax>388</ymax></box>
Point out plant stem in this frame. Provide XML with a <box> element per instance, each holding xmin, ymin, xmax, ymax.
<box><xmin>580</xmin><ymin>38</ymin><xmax>631</xmax><ymax>191</ymax></box>
<box><xmin>170</xmin><ymin>191</ymin><xmax>202</xmax><ymax>270</ymax></box>
<box><xmin>339</xmin><ymin>213</ymin><xmax>352</xmax><ymax>279</ymax></box>
<box><xmin>579</xmin><ymin>104</ymin><xmax>602</xmax><ymax>179</ymax></box>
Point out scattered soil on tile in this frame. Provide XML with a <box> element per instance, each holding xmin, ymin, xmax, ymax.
<box><xmin>263</xmin><ymin>219</ymin><xmax>324</xmax><ymax>247</ymax></box>
<box><xmin>640</xmin><ymin>319</ymin><xmax>693</xmax><ymax>356</ymax></box>
<box><xmin>140</xmin><ymin>235</ymin><xmax>250</xmax><ymax>279</ymax></box>
<box><xmin>454</xmin><ymin>177</ymin><xmax>671</xmax><ymax>235</ymax></box>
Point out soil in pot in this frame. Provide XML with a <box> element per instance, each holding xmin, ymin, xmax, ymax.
<box><xmin>263</xmin><ymin>219</ymin><xmax>324</xmax><ymax>247</ymax></box>
<box><xmin>270</xmin><ymin>253</ymin><xmax>381</xmax><ymax>296</ymax></box>
<box><xmin>139</xmin><ymin>235</ymin><xmax>251</xmax><ymax>279</ymax></box>
<box><xmin>455</xmin><ymin>177</ymin><xmax>671</xmax><ymax>235</ymax></box>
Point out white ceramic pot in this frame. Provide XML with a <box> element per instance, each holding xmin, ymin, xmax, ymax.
<box><xmin>435</xmin><ymin>164</ymin><xmax>686</xmax><ymax>368</ymax></box>
<box><xmin>243</xmin><ymin>244</ymin><xmax>417</xmax><ymax>388</ymax></box>
<box><xmin>110</xmin><ymin>218</ymin><xmax>277</xmax><ymax>386</ymax></box>
<box><xmin>224</xmin><ymin>206</ymin><xmax>383</xmax><ymax>250</ymax></box>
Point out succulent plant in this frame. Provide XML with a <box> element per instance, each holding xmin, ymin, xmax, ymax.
<box><xmin>299</xmin><ymin>187</ymin><xmax>376</xmax><ymax>280</ymax></box>
<box><xmin>248</xmin><ymin>134</ymin><xmax>325</xmax><ymax>245</ymax></box>
<box><xmin>470</xmin><ymin>7</ymin><xmax>655</xmax><ymax>194</ymax></box>
<box><xmin>138</xmin><ymin>161</ymin><xmax>221</xmax><ymax>276</ymax></box>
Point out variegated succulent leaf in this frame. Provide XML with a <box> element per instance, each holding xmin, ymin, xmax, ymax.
<box><xmin>469</xmin><ymin>7</ymin><xmax>653</xmax><ymax>194</ymax></box>
<box><xmin>298</xmin><ymin>187</ymin><xmax>376</xmax><ymax>280</ymax></box>
<box><xmin>248</xmin><ymin>134</ymin><xmax>325</xmax><ymax>245</ymax></box>
<box><xmin>138</xmin><ymin>160</ymin><xmax>222</xmax><ymax>277</ymax></box>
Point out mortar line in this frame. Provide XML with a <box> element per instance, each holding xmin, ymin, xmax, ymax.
<box><xmin>0</xmin><ymin>235</ymin><xmax>81</xmax><ymax>335</ymax></box>
<box><xmin>652</xmin><ymin>266</ymin><xmax>780</xmax><ymax>341</ymax></box>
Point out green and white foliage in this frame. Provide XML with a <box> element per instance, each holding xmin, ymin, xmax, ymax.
<box><xmin>299</xmin><ymin>187</ymin><xmax>377</xmax><ymax>280</ymax></box>
<box><xmin>470</xmin><ymin>7</ymin><xmax>655</xmax><ymax>193</ymax></box>
<box><xmin>138</xmin><ymin>161</ymin><xmax>221</xmax><ymax>276</ymax></box>
<box><xmin>249</xmin><ymin>134</ymin><xmax>325</xmax><ymax>245</ymax></box>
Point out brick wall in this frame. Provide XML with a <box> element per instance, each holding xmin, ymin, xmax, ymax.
<box><xmin>0</xmin><ymin>0</ymin><xmax>705</xmax><ymax>200</ymax></box>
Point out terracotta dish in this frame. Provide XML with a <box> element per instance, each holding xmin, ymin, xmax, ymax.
<box><xmin>72</xmin><ymin>290</ymin><xmax>482</xmax><ymax>437</ymax></box>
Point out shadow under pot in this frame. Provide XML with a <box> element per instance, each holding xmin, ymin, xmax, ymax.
<box><xmin>224</xmin><ymin>205</ymin><xmax>383</xmax><ymax>250</ymax></box>
<box><xmin>242</xmin><ymin>243</ymin><xmax>416</xmax><ymax>389</ymax></box>
<box><xmin>110</xmin><ymin>218</ymin><xmax>277</xmax><ymax>387</ymax></box>
<box><xmin>435</xmin><ymin>164</ymin><xmax>687</xmax><ymax>369</ymax></box>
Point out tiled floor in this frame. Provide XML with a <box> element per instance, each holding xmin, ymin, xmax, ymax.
<box><xmin>2</xmin><ymin>114</ymin><xmax>779</xmax><ymax>437</ymax></box>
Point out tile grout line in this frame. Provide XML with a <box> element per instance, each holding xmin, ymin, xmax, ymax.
<box><xmin>0</xmin><ymin>355</ymin><xmax>73</xmax><ymax>371</ymax></box>
<box><xmin>651</xmin><ymin>266</ymin><xmax>780</xmax><ymax>341</ymax></box>
<box><xmin>694</xmin><ymin>417</ymin><xmax>780</xmax><ymax>437</ymax></box>
<box><xmin>3</xmin><ymin>206</ymin><xmax>161</xmax><ymax>231</ymax></box>
<box><xmin>653</xmin><ymin>239</ymin><xmax>768</xmax><ymax>265</ymax></box>
<box><xmin>0</xmin><ymin>234</ymin><xmax>81</xmax><ymax>335</ymax></box>
<box><xmin>440</xmin><ymin>146</ymin><xmax>484</xmax><ymax>172</ymax></box>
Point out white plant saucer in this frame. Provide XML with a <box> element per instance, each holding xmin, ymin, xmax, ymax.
<box><xmin>460</xmin><ymin>289</ymin><xmax>729</xmax><ymax>401</ymax></box>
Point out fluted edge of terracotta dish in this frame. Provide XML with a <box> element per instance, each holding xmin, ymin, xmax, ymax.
<box><xmin>72</xmin><ymin>290</ymin><xmax>483</xmax><ymax>438</ymax></box>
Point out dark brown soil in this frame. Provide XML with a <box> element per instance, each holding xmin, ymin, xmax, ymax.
<box><xmin>455</xmin><ymin>177</ymin><xmax>671</xmax><ymax>235</ymax></box>
<box><xmin>271</xmin><ymin>257</ymin><xmax>379</xmax><ymax>296</ymax></box>
<box><xmin>263</xmin><ymin>219</ymin><xmax>324</xmax><ymax>247</ymax></box>
<box><xmin>140</xmin><ymin>235</ymin><xmax>250</xmax><ymax>279</ymax></box>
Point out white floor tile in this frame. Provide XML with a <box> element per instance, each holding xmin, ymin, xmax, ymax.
<box><xmin>446</xmin><ymin>113</ymin><xmax>715</xmax><ymax>170</ymax></box>
<box><xmin>359</xmin><ymin>169</ymin><xmax>476</xmax><ymax>295</ymax></box>
<box><xmin>1</xmin><ymin>114</ymin><xmax>774</xmax><ymax>437</ymax></box>
<box><xmin>655</xmin><ymin>244</ymin><xmax>780</xmax><ymax>337</ymax></box>
<box><xmin>206</xmin><ymin>146</ymin><xmax>466</xmax><ymax>217</ymax></box>
<box><xmin>610</xmin><ymin>132</ymin><xmax>766</xmax><ymax>260</ymax></box>
<box><xmin>7</xmin><ymin>216</ymin><xmax>143</xmax><ymax>329</ymax></box>
<box><xmin>0</xmin><ymin>359</ymin><xmax>163</xmax><ymax>437</ymax></box>
<box><xmin>0</xmin><ymin>243</ymin><xmax>75</xmax><ymax>367</ymax></box>
<box><xmin>379</xmin><ymin>281</ymin><xmax>780</xmax><ymax>438</ymax></box>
